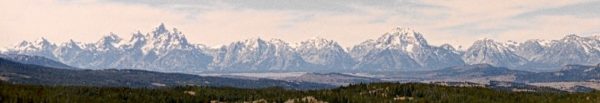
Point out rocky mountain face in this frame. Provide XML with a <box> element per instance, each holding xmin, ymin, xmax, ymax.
<box><xmin>209</xmin><ymin>38</ymin><xmax>309</xmax><ymax>72</ymax></box>
<box><xmin>513</xmin><ymin>39</ymin><xmax>548</xmax><ymax>59</ymax></box>
<box><xmin>295</xmin><ymin>37</ymin><xmax>355</xmax><ymax>71</ymax></box>
<box><xmin>463</xmin><ymin>39</ymin><xmax>528</xmax><ymax>68</ymax></box>
<box><xmin>459</xmin><ymin>34</ymin><xmax>600</xmax><ymax>71</ymax></box>
<box><xmin>4</xmin><ymin>24</ymin><xmax>213</xmax><ymax>73</ymax></box>
<box><xmin>8</xmin><ymin>38</ymin><xmax>58</xmax><ymax>60</ymax></box>
<box><xmin>528</xmin><ymin>35</ymin><xmax>600</xmax><ymax>67</ymax></box>
<box><xmin>3</xmin><ymin>24</ymin><xmax>600</xmax><ymax>72</ymax></box>
<box><xmin>349</xmin><ymin>28</ymin><xmax>464</xmax><ymax>71</ymax></box>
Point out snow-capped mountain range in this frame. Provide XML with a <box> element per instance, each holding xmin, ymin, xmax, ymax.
<box><xmin>349</xmin><ymin>28</ymin><xmax>464</xmax><ymax>71</ymax></box>
<box><xmin>462</xmin><ymin>38</ymin><xmax>528</xmax><ymax>68</ymax></box>
<box><xmin>3</xmin><ymin>24</ymin><xmax>600</xmax><ymax>72</ymax></box>
<box><xmin>4</xmin><ymin>24</ymin><xmax>213</xmax><ymax>73</ymax></box>
<box><xmin>462</xmin><ymin>35</ymin><xmax>600</xmax><ymax>71</ymax></box>
<box><xmin>209</xmin><ymin>38</ymin><xmax>309</xmax><ymax>72</ymax></box>
<box><xmin>296</xmin><ymin>37</ymin><xmax>355</xmax><ymax>71</ymax></box>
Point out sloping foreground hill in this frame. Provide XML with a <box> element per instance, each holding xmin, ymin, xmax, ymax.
<box><xmin>0</xmin><ymin>58</ymin><xmax>333</xmax><ymax>89</ymax></box>
<box><xmin>1</xmin><ymin>82</ymin><xmax>599</xmax><ymax>103</ymax></box>
<box><xmin>519</xmin><ymin>64</ymin><xmax>600</xmax><ymax>82</ymax></box>
<box><xmin>411</xmin><ymin>64</ymin><xmax>600</xmax><ymax>83</ymax></box>
<box><xmin>0</xmin><ymin>54</ymin><xmax>74</xmax><ymax>69</ymax></box>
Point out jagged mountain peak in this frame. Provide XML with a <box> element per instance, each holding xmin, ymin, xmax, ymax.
<box><xmin>67</xmin><ymin>39</ymin><xmax>78</xmax><ymax>44</ymax></box>
<box><xmin>4</xmin><ymin>37</ymin><xmax>58</xmax><ymax>60</ymax></box>
<box><xmin>475</xmin><ymin>38</ymin><xmax>495</xmax><ymax>43</ymax></box>
<box><xmin>471</xmin><ymin>38</ymin><xmax>515</xmax><ymax>49</ymax></box>
<box><xmin>349</xmin><ymin>27</ymin><xmax>464</xmax><ymax>70</ymax></box>
<box><xmin>60</xmin><ymin>39</ymin><xmax>83</xmax><ymax>49</ymax></box>
<box><xmin>296</xmin><ymin>37</ymin><xmax>353</xmax><ymax>70</ymax></box>
<box><xmin>298</xmin><ymin>37</ymin><xmax>339</xmax><ymax>49</ymax></box>
<box><xmin>349</xmin><ymin>27</ymin><xmax>431</xmax><ymax>58</ymax></box>
<box><xmin>129</xmin><ymin>31</ymin><xmax>146</xmax><ymax>42</ymax></box>
<box><xmin>514</xmin><ymin>39</ymin><xmax>548</xmax><ymax>58</ymax></box>
<box><xmin>236</xmin><ymin>38</ymin><xmax>268</xmax><ymax>49</ymax></box>
<box><xmin>235</xmin><ymin>38</ymin><xmax>292</xmax><ymax>49</ymax></box>
<box><xmin>94</xmin><ymin>33</ymin><xmax>124</xmax><ymax>50</ymax></box>
<box><xmin>16</xmin><ymin>40</ymin><xmax>32</xmax><ymax>48</ymax></box>
<box><xmin>299</xmin><ymin>37</ymin><xmax>339</xmax><ymax>46</ymax></box>
<box><xmin>562</xmin><ymin>34</ymin><xmax>582</xmax><ymax>40</ymax></box>
<box><xmin>374</xmin><ymin>27</ymin><xmax>429</xmax><ymax>50</ymax></box>
<box><xmin>524</xmin><ymin>39</ymin><xmax>547</xmax><ymax>43</ymax></box>
<box><xmin>145</xmin><ymin>23</ymin><xmax>186</xmax><ymax>42</ymax></box>
<box><xmin>268</xmin><ymin>38</ymin><xmax>289</xmax><ymax>46</ymax></box>
<box><xmin>244</xmin><ymin>37</ymin><xmax>265</xmax><ymax>42</ymax></box>
<box><xmin>555</xmin><ymin>34</ymin><xmax>598</xmax><ymax>53</ymax></box>
<box><xmin>506</xmin><ymin>40</ymin><xmax>520</xmax><ymax>47</ymax></box>
<box><xmin>152</xmin><ymin>23</ymin><xmax>169</xmax><ymax>35</ymax></box>
<box><xmin>135</xmin><ymin>24</ymin><xmax>194</xmax><ymax>54</ymax></box>
<box><xmin>210</xmin><ymin>37</ymin><xmax>307</xmax><ymax>71</ymax></box>
<box><xmin>97</xmin><ymin>33</ymin><xmax>123</xmax><ymax>43</ymax></box>
<box><xmin>470</xmin><ymin>38</ymin><xmax>515</xmax><ymax>52</ymax></box>
<box><xmin>305</xmin><ymin>37</ymin><xmax>332</xmax><ymax>43</ymax></box>
<box><xmin>440</xmin><ymin>44</ymin><xmax>456</xmax><ymax>51</ymax></box>
<box><xmin>13</xmin><ymin>38</ymin><xmax>56</xmax><ymax>50</ymax></box>
<box><xmin>35</xmin><ymin>37</ymin><xmax>52</xmax><ymax>44</ymax></box>
<box><xmin>120</xmin><ymin>32</ymin><xmax>147</xmax><ymax>50</ymax></box>
<box><xmin>526</xmin><ymin>34</ymin><xmax>600</xmax><ymax>67</ymax></box>
<box><xmin>392</xmin><ymin>27</ymin><xmax>416</xmax><ymax>34</ymax></box>
<box><xmin>464</xmin><ymin>38</ymin><xmax>527</xmax><ymax>67</ymax></box>
<box><xmin>557</xmin><ymin>34</ymin><xmax>598</xmax><ymax>44</ymax></box>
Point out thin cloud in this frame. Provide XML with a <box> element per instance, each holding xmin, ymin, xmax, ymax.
<box><xmin>1</xmin><ymin>0</ymin><xmax>599</xmax><ymax>49</ymax></box>
<box><xmin>513</xmin><ymin>1</ymin><xmax>600</xmax><ymax>19</ymax></box>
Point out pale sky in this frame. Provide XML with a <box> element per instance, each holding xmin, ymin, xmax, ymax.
<box><xmin>2</xmin><ymin>0</ymin><xmax>600</xmax><ymax>49</ymax></box>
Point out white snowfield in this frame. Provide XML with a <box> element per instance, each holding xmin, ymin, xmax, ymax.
<box><xmin>3</xmin><ymin>24</ymin><xmax>600</xmax><ymax>73</ymax></box>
